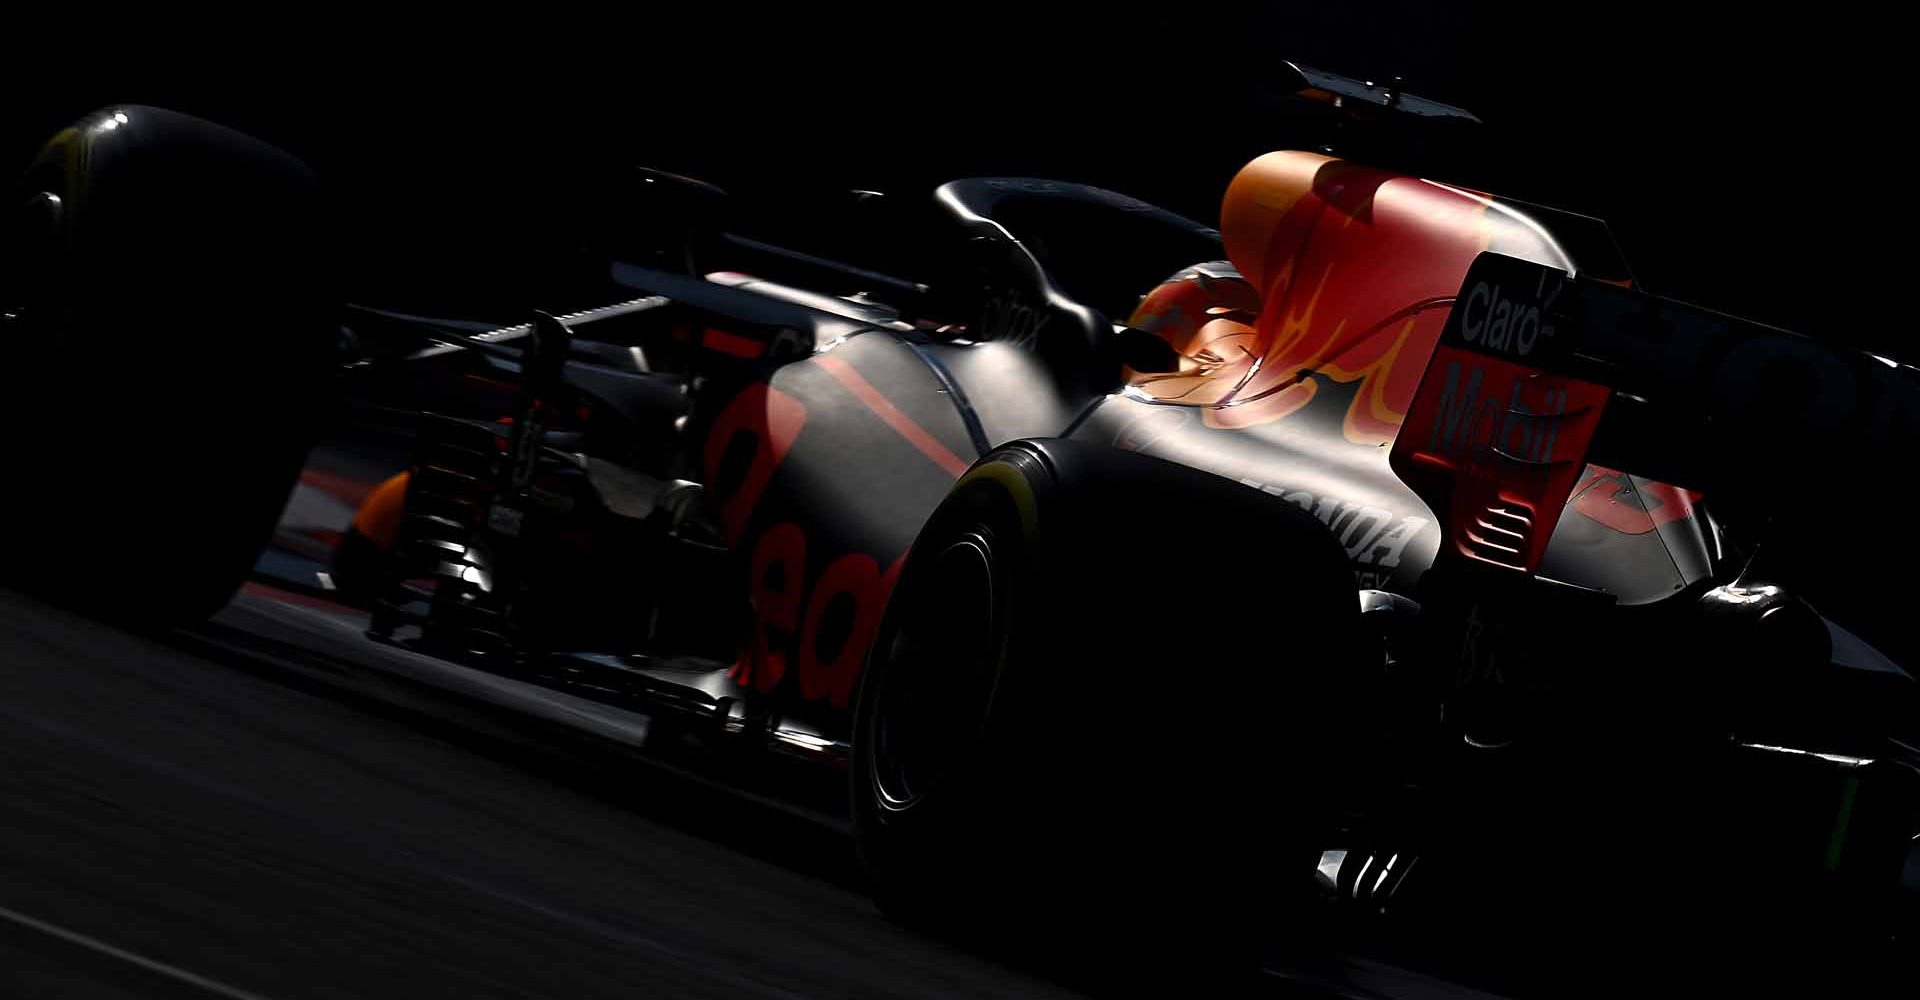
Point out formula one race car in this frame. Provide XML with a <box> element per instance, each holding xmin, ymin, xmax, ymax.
<box><xmin>4</xmin><ymin>67</ymin><xmax>1916</xmax><ymax>986</ymax></box>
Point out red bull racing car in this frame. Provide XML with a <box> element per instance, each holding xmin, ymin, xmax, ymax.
<box><xmin>5</xmin><ymin>67</ymin><xmax>1916</xmax><ymax>987</ymax></box>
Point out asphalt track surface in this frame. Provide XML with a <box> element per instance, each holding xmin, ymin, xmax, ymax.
<box><xmin>0</xmin><ymin>559</ymin><xmax>1567</xmax><ymax>1000</ymax></box>
<box><xmin>0</xmin><ymin>584</ymin><xmax>1110</xmax><ymax>999</ymax></box>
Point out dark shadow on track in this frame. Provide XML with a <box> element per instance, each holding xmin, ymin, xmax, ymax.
<box><xmin>0</xmin><ymin>585</ymin><xmax>1096</xmax><ymax>999</ymax></box>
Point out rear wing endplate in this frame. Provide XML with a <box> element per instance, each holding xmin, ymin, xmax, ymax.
<box><xmin>1391</xmin><ymin>252</ymin><xmax>1919</xmax><ymax>573</ymax></box>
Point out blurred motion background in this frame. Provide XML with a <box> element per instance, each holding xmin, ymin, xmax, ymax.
<box><xmin>3</xmin><ymin>3</ymin><xmax>1902</xmax><ymax>355</ymax></box>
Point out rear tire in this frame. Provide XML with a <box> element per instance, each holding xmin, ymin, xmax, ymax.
<box><xmin>850</xmin><ymin>439</ymin><xmax>1369</xmax><ymax>978</ymax></box>
<box><xmin>0</xmin><ymin>106</ymin><xmax>334</xmax><ymax>623</ymax></box>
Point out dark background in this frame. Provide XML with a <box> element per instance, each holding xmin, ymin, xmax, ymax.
<box><xmin>4</xmin><ymin>4</ymin><xmax>1906</xmax><ymax>354</ymax></box>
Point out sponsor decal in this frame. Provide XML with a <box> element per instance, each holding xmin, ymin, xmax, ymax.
<box><xmin>1568</xmin><ymin>465</ymin><xmax>1701</xmax><ymax>535</ymax></box>
<box><xmin>704</xmin><ymin>383</ymin><xmax>808</xmax><ymax>545</ymax></box>
<box><xmin>706</xmin><ymin>374</ymin><xmax>933</xmax><ymax>708</ymax></box>
<box><xmin>1106</xmin><ymin>406</ymin><xmax>1432</xmax><ymax>588</ymax></box>
<box><xmin>735</xmin><ymin>522</ymin><xmax>906</xmax><ymax>709</ymax></box>
<box><xmin>1422</xmin><ymin>354</ymin><xmax>1577</xmax><ymax>465</ymax></box>
<box><xmin>1392</xmin><ymin>256</ymin><xmax>1611</xmax><ymax>573</ymax></box>
<box><xmin>1456</xmin><ymin>275</ymin><xmax>1560</xmax><ymax>358</ymax></box>
<box><xmin>739</xmin><ymin>523</ymin><xmax>807</xmax><ymax>693</ymax></box>
<box><xmin>797</xmin><ymin>550</ymin><xmax>906</xmax><ymax>707</ymax></box>
<box><xmin>1234</xmin><ymin>476</ymin><xmax>1430</xmax><ymax>589</ymax></box>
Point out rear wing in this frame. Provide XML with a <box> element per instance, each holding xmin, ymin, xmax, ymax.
<box><xmin>1281</xmin><ymin>62</ymin><xmax>1482</xmax><ymax>123</ymax></box>
<box><xmin>1391</xmin><ymin>252</ymin><xmax>1920</xmax><ymax>574</ymax></box>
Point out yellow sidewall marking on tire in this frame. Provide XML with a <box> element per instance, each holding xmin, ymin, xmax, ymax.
<box><xmin>959</xmin><ymin>461</ymin><xmax>1039</xmax><ymax>539</ymax></box>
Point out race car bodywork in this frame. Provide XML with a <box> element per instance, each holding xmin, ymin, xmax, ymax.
<box><xmin>343</xmin><ymin>149</ymin><xmax>1730</xmax><ymax>730</ymax></box>
<box><xmin>98</xmin><ymin>82</ymin><xmax>1896</xmax><ymax>968</ymax></box>
<box><xmin>303</xmin><ymin>134</ymin><xmax>1920</xmax><ymax>952</ymax></box>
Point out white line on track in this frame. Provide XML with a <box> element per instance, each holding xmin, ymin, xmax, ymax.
<box><xmin>0</xmin><ymin>902</ymin><xmax>277</xmax><ymax>1000</ymax></box>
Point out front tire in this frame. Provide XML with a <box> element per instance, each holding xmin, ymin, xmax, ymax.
<box><xmin>1</xmin><ymin>107</ymin><xmax>334</xmax><ymax>622</ymax></box>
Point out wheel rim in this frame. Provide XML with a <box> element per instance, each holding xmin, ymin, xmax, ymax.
<box><xmin>870</xmin><ymin>529</ymin><xmax>1002</xmax><ymax>812</ymax></box>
